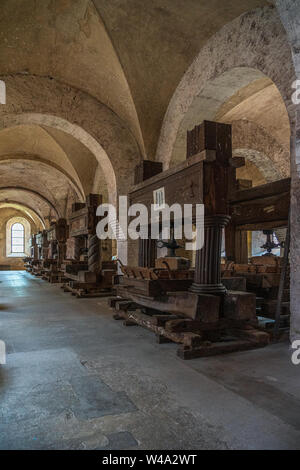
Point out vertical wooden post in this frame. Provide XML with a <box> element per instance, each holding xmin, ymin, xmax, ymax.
<box><xmin>88</xmin><ymin>233</ymin><xmax>100</xmax><ymax>273</ymax></box>
<box><xmin>41</xmin><ymin>230</ymin><xmax>49</xmax><ymax>260</ymax></box>
<box><xmin>224</xmin><ymin>223</ymin><xmax>236</xmax><ymax>261</ymax></box>
<box><xmin>74</xmin><ymin>237</ymin><xmax>81</xmax><ymax>260</ymax></box>
<box><xmin>138</xmin><ymin>236</ymin><xmax>156</xmax><ymax>267</ymax></box>
<box><xmin>187</xmin><ymin>121</ymin><xmax>234</xmax><ymax>295</ymax></box>
<box><xmin>87</xmin><ymin>194</ymin><xmax>102</xmax><ymax>274</ymax></box>
<box><xmin>56</xmin><ymin>218</ymin><xmax>67</xmax><ymax>265</ymax></box>
<box><xmin>190</xmin><ymin>214</ymin><xmax>230</xmax><ymax>294</ymax></box>
<box><xmin>134</xmin><ymin>162</ymin><xmax>163</xmax><ymax>266</ymax></box>
<box><xmin>235</xmin><ymin>230</ymin><xmax>248</xmax><ymax>264</ymax></box>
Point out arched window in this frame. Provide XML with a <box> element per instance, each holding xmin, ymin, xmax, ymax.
<box><xmin>6</xmin><ymin>217</ymin><xmax>31</xmax><ymax>257</ymax></box>
<box><xmin>11</xmin><ymin>223</ymin><xmax>25</xmax><ymax>253</ymax></box>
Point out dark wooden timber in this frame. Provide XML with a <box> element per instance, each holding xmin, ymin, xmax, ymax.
<box><xmin>188</xmin><ymin>121</ymin><xmax>232</xmax><ymax>294</ymax></box>
<box><xmin>130</xmin><ymin>151</ymin><xmax>206</xmax><ymax>211</ymax></box>
<box><xmin>110</xmin><ymin>120</ymin><xmax>271</xmax><ymax>358</ymax></box>
<box><xmin>41</xmin><ymin>219</ymin><xmax>69</xmax><ymax>283</ymax></box>
<box><xmin>62</xmin><ymin>194</ymin><xmax>116</xmax><ymax>297</ymax></box>
<box><xmin>138</xmin><ymin>236</ymin><xmax>156</xmax><ymax>267</ymax></box>
<box><xmin>226</xmin><ymin>177</ymin><xmax>290</xmax><ymax>260</ymax></box>
<box><xmin>47</xmin><ymin>218</ymin><xmax>68</xmax><ymax>264</ymax></box>
<box><xmin>230</xmin><ymin>178</ymin><xmax>290</xmax><ymax>204</ymax></box>
<box><xmin>190</xmin><ymin>215</ymin><xmax>230</xmax><ymax>294</ymax></box>
<box><xmin>134</xmin><ymin>160</ymin><xmax>163</xmax><ymax>184</ymax></box>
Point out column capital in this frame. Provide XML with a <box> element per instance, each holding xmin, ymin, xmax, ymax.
<box><xmin>203</xmin><ymin>214</ymin><xmax>231</xmax><ymax>228</ymax></box>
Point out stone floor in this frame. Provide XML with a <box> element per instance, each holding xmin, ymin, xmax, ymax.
<box><xmin>0</xmin><ymin>270</ymin><xmax>299</xmax><ymax>450</ymax></box>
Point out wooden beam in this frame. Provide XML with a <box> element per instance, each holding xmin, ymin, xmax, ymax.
<box><xmin>236</xmin><ymin>220</ymin><xmax>288</xmax><ymax>231</ymax></box>
<box><xmin>230</xmin><ymin>178</ymin><xmax>290</xmax><ymax>204</ymax></box>
<box><xmin>229</xmin><ymin>157</ymin><xmax>245</xmax><ymax>168</ymax></box>
<box><xmin>130</xmin><ymin>150</ymin><xmax>209</xmax><ymax>194</ymax></box>
<box><xmin>230</xmin><ymin>192</ymin><xmax>289</xmax><ymax>227</ymax></box>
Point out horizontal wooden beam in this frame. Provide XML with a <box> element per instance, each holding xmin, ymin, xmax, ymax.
<box><xmin>130</xmin><ymin>149</ymin><xmax>213</xmax><ymax>194</ymax></box>
<box><xmin>235</xmin><ymin>220</ymin><xmax>288</xmax><ymax>231</ymax></box>
<box><xmin>229</xmin><ymin>157</ymin><xmax>245</xmax><ymax>168</ymax></box>
<box><xmin>230</xmin><ymin>191</ymin><xmax>289</xmax><ymax>227</ymax></box>
<box><xmin>230</xmin><ymin>178</ymin><xmax>290</xmax><ymax>204</ymax></box>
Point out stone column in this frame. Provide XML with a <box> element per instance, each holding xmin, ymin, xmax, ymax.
<box><xmin>276</xmin><ymin>0</ymin><xmax>300</xmax><ymax>341</ymax></box>
<box><xmin>190</xmin><ymin>214</ymin><xmax>230</xmax><ymax>294</ymax></box>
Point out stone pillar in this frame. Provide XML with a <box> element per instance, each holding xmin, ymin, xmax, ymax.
<box><xmin>276</xmin><ymin>0</ymin><xmax>300</xmax><ymax>342</ymax></box>
<box><xmin>190</xmin><ymin>214</ymin><xmax>230</xmax><ymax>295</ymax></box>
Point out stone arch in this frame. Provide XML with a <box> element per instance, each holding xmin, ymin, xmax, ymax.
<box><xmin>156</xmin><ymin>6</ymin><xmax>296</xmax><ymax>169</ymax></box>
<box><xmin>1</xmin><ymin>112</ymin><xmax>117</xmax><ymax>204</ymax></box>
<box><xmin>6</xmin><ymin>216</ymin><xmax>31</xmax><ymax>257</ymax></box>
<box><xmin>0</xmin><ymin>123</ymin><xmax>86</xmax><ymax>198</ymax></box>
<box><xmin>154</xmin><ymin>4</ymin><xmax>299</xmax><ymax>342</ymax></box>
<box><xmin>0</xmin><ymin>75</ymin><xmax>143</xmax><ymax>203</ymax></box>
<box><xmin>0</xmin><ymin>187</ymin><xmax>60</xmax><ymax>219</ymax></box>
<box><xmin>231</xmin><ymin>120</ymin><xmax>290</xmax><ymax>179</ymax></box>
<box><xmin>0</xmin><ymin>201</ymin><xmax>45</xmax><ymax>229</ymax></box>
<box><xmin>275</xmin><ymin>1</ymin><xmax>300</xmax><ymax>341</ymax></box>
<box><xmin>92</xmin><ymin>164</ymin><xmax>109</xmax><ymax>203</ymax></box>
<box><xmin>0</xmin><ymin>155</ymin><xmax>80</xmax><ymax>219</ymax></box>
<box><xmin>0</xmin><ymin>154</ymin><xmax>84</xmax><ymax>202</ymax></box>
<box><xmin>232</xmin><ymin>148</ymin><xmax>282</xmax><ymax>183</ymax></box>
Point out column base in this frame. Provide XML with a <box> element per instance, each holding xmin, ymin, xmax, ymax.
<box><xmin>189</xmin><ymin>282</ymin><xmax>226</xmax><ymax>295</ymax></box>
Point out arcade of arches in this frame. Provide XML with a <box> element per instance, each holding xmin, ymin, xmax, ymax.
<box><xmin>1</xmin><ymin>0</ymin><xmax>300</xmax><ymax>451</ymax></box>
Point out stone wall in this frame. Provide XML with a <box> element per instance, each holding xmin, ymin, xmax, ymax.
<box><xmin>275</xmin><ymin>0</ymin><xmax>300</xmax><ymax>341</ymax></box>
<box><xmin>0</xmin><ymin>208</ymin><xmax>37</xmax><ymax>270</ymax></box>
<box><xmin>156</xmin><ymin>4</ymin><xmax>299</xmax><ymax>342</ymax></box>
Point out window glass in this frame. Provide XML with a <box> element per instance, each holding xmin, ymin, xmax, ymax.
<box><xmin>11</xmin><ymin>223</ymin><xmax>24</xmax><ymax>253</ymax></box>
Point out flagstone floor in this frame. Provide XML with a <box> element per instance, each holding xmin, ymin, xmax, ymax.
<box><xmin>0</xmin><ymin>270</ymin><xmax>299</xmax><ymax>450</ymax></box>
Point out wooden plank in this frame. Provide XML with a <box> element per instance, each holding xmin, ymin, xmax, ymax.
<box><xmin>230</xmin><ymin>328</ymin><xmax>270</xmax><ymax>345</ymax></box>
<box><xmin>115</xmin><ymin>287</ymin><xmax>220</xmax><ymax>320</ymax></box>
<box><xmin>236</xmin><ymin>178</ymin><xmax>252</xmax><ymax>189</ymax></box>
<box><xmin>156</xmin><ymin>335</ymin><xmax>173</xmax><ymax>344</ymax></box>
<box><xmin>236</xmin><ymin>220</ymin><xmax>288</xmax><ymax>231</ymax></box>
<box><xmin>108</xmin><ymin>297</ymin><xmax>126</xmax><ymax>308</ymax></box>
<box><xmin>130</xmin><ymin>150</ymin><xmax>210</xmax><ymax>194</ymax></box>
<box><xmin>234</xmin><ymin>230</ymin><xmax>248</xmax><ymax>264</ymax></box>
<box><xmin>134</xmin><ymin>161</ymin><xmax>163</xmax><ymax>184</ymax></box>
<box><xmin>153</xmin><ymin>314</ymin><xmax>183</xmax><ymax>326</ymax></box>
<box><xmin>115</xmin><ymin>300</ymin><xmax>137</xmax><ymax>311</ymax></box>
<box><xmin>230</xmin><ymin>158</ymin><xmax>246</xmax><ymax>169</ymax></box>
<box><xmin>115</xmin><ymin>309</ymin><xmax>203</xmax><ymax>347</ymax></box>
<box><xmin>224</xmin><ymin>222</ymin><xmax>236</xmax><ymax>261</ymax></box>
<box><xmin>177</xmin><ymin>338</ymin><xmax>267</xmax><ymax>360</ymax></box>
<box><xmin>129</xmin><ymin>160</ymin><xmax>204</xmax><ymax>210</ymax></box>
<box><xmin>123</xmin><ymin>320</ymin><xmax>138</xmax><ymax>326</ymax></box>
<box><xmin>230</xmin><ymin>178</ymin><xmax>290</xmax><ymax>203</ymax></box>
<box><xmin>230</xmin><ymin>192</ymin><xmax>289</xmax><ymax>227</ymax></box>
<box><xmin>68</xmin><ymin>194</ymin><xmax>102</xmax><ymax>237</ymax></box>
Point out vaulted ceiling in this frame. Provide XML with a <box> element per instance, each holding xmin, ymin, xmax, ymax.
<box><xmin>0</xmin><ymin>0</ymin><xmax>289</xmax><ymax>224</ymax></box>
